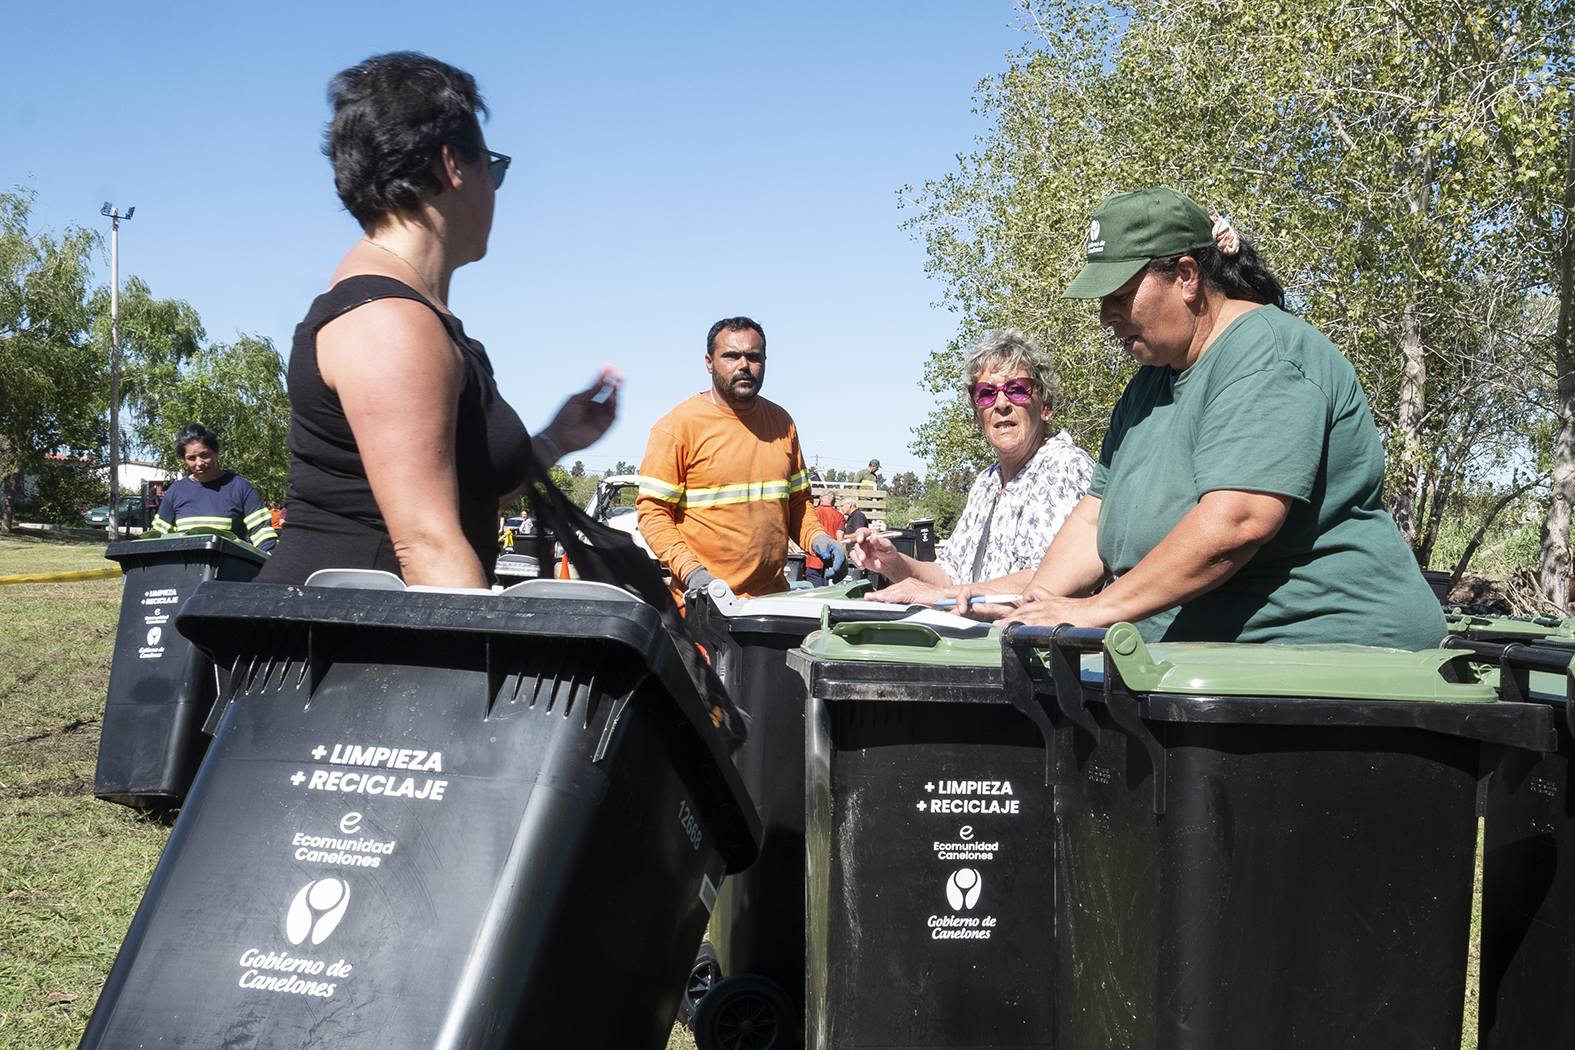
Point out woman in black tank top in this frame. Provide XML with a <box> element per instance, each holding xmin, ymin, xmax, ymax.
<box><xmin>256</xmin><ymin>52</ymin><xmax>619</xmax><ymax>588</ymax></box>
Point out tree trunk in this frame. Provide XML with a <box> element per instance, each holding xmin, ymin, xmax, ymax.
<box><xmin>0</xmin><ymin>469</ymin><xmax>18</xmax><ymax>534</ymax></box>
<box><xmin>1391</xmin><ymin>300</ymin><xmax>1427</xmax><ymax>550</ymax></box>
<box><xmin>1538</xmin><ymin>118</ymin><xmax>1575</xmax><ymax>612</ymax></box>
<box><xmin>1391</xmin><ymin>105</ymin><xmax>1437</xmax><ymax>558</ymax></box>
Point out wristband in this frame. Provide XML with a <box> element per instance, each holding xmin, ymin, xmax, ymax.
<box><xmin>534</xmin><ymin>432</ymin><xmax>561</xmax><ymax>465</ymax></box>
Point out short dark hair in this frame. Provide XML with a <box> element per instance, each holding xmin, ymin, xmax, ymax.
<box><xmin>325</xmin><ymin>52</ymin><xmax>489</xmax><ymax>229</ymax></box>
<box><xmin>706</xmin><ymin>316</ymin><xmax>766</xmax><ymax>356</ymax></box>
<box><xmin>174</xmin><ymin>423</ymin><xmax>219</xmax><ymax>458</ymax></box>
<box><xmin>1148</xmin><ymin>235</ymin><xmax>1286</xmax><ymax>310</ymax></box>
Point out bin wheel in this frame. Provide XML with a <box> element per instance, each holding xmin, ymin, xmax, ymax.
<box><xmin>677</xmin><ymin>940</ymin><xmax>721</xmax><ymax>1029</ymax></box>
<box><xmin>692</xmin><ymin>973</ymin><xmax>793</xmax><ymax>1050</ymax></box>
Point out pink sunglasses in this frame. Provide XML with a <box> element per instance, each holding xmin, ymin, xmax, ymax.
<box><xmin>970</xmin><ymin>378</ymin><xmax>1035</xmax><ymax>407</ymax></box>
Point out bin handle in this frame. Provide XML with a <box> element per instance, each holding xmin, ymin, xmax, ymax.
<box><xmin>998</xmin><ymin>625</ymin><xmax>1062</xmax><ymax>787</ymax></box>
<box><xmin>1442</xmin><ymin>636</ymin><xmax>1575</xmax><ymax>741</ymax></box>
<box><xmin>685</xmin><ymin>590</ymin><xmax>744</xmax><ymax>689</ymax></box>
<box><xmin>1001</xmin><ymin>623</ymin><xmax>1168</xmax><ymax>814</ymax></box>
<box><xmin>1001</xmin><ymin>623</ymin><xmax>1103</xmax><ymax>740</ymax></box>
<box><xmin>1100</xmin><ymin>653</ymin><xmax>1168</xmax><ymax>815</ymax></box>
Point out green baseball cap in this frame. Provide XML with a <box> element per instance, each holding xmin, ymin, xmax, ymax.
<box><xmin>1061</xmin><ymin>186</ymin><xmax>1215</xmax><ymax>299</ymax></box>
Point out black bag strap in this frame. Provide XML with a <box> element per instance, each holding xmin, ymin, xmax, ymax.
<box><xmin>523</xmin><ymin>454</ymin><xmax>749</xmax><ymax>749</ymax></box>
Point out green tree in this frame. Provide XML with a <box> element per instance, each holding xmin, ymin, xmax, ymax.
<box><xmin>126</xmin><ymin>322</ymin><xmax>291</xmax><ymax>504</ymax></box>
<box><xmin>904</xmin><ymin>0</ymin><xmax>1570</xmax><ymax>590</ymax></box>
<box><xmin>889</xmin><ymin>471</ymin><xmax>922</xmax><ymax>499</ymax></box>
<box><xmin>0</xmin><ymin>189</ymin><xmax>105</xmax><ymax>532</ymax></box>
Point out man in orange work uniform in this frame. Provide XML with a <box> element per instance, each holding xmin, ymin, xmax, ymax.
<box><xmin>638</xmin><ymin>316</ymin><xmax>844</xmax><ymax>604</ymax></box>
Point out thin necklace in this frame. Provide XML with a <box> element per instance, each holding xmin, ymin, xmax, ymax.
<box><xmin>364</xmin><ymin>238</ymin><xmax>445</xmax><ymax>307</ymax></box>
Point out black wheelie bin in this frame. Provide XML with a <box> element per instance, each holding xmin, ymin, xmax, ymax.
<box><xmin>787</xmin><ymin>617</ymin><xmax>1064</xmax><ymax>1050</ymax></box>
<box><xmin>1446</xmin><ymin>637</ymin><xmax>1575</xmax><ymax>1048</ymax></box>
<box><xmin>77</xmin><ymin>574</ymin><xmax>761</xmax><ymax>1050</ymax></box>
<box><xmin>95</xmin><ymin>533</ymin><xmax>268</xmax><ymax>808</ymax></box>
<box><xmin>683</xmin><ymin>582</ymin><xmax>916</xmax><ymax>1048</ymax></box>
<box><xmin>1014</xmin><ymin>622</ymin><xmax>1555</xmax><ymax>1050</ymax></box>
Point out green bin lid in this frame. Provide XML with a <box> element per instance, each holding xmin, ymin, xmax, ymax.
<box><xmin>800</xmin><ymin>620</ymin><xmax>1004</xmax><ymax>667</ymax></box>
<box><xmin>1449</xmin><ymin>613</ymin><xmax>1574</xmax><ymax>640</ymax></box>
<box><xmin>799</xmin><ymin>619</ymin><xmax>1500</xmax><ymax>703</ymax></box>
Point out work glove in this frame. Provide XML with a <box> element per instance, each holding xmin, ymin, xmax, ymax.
<box><xmin>686</xmin><ymin>567</ymin><xmax>720</xmax><ymax>593</ymax></box>
<box><xmin>810</xmin><ymin>533</ymin><xmax>845</xmax><ymax>577</ymax></box>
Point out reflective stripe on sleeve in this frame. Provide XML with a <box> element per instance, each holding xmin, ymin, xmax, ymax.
<box><xmin>638</xmin><ymin>476</ymin><xmax>685</xmax><ymax>503</ymax></box>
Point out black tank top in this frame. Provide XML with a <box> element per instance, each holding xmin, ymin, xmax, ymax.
<box><xmin>256</xmin><ymin>275</ymin><xmax>533</xmax><ymax>584</ymax></box>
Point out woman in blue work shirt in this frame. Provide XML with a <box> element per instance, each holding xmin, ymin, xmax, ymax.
<box><xmin>150</xmin><ymin>423</ymin><xmax>278</xmax><ymax>552</ymax></box>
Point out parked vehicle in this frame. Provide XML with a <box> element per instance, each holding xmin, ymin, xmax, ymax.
<box><xmin>84</xmin><ymin>496</ymin><xmax>146</xmax><ymax>528</ymax></box>
<box><xmin>587</xmin><ymin>475</ymin><xmax>659</xmax><ymax>562</ymax></box>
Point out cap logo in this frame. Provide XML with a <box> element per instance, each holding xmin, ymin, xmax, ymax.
<box><xmin>1086</xmin><ymin>218</ymin><xmax>1106</xmax><ymax>256</ymax></box>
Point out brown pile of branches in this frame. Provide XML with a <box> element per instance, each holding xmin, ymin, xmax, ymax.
<box><xmin>1450</xmin><ymin>571</ymin><xmax>1569</xmax><ymax>618</ymax></box>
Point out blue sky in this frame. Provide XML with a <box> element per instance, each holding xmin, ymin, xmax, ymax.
<box><xmin>3</xmin><ymin>1</ymin><xmax>1030</xmax><ymax>478</ymax></box>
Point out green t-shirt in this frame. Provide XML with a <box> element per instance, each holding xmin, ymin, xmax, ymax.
<box><xmin>1089</xmin><ymin>306</ymin><xmax>1445</xmax><ymax>649</ymax></box>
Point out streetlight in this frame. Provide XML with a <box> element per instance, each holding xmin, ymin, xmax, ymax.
<box><xmin>100</xmin><ymin>202</ymin><xmax>133</xmax><ymax>539</ymax></box>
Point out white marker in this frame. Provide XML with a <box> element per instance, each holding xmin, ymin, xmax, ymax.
<box><xmin>932</xmin><ymin>594</ymin><xmax>1022</xmax><ymax>608</ymax></box>
<box><xmin>840</xmin><ymin>530</ymin><xmax>904</xmax><ymax>546</ymax></box>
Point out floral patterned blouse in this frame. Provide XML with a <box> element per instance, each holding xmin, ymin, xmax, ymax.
<box><xmin>936</xmin><ymin>430</ymin><xmax>1094</xmax><ymax>584</ymax></box>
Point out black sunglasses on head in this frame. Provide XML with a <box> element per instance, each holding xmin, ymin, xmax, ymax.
<box><xmin>488</xmin><ymin>150</ymin><xmax>512</xmax><ymax>190</ymax></box>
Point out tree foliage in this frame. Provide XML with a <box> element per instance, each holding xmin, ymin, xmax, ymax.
<box><xmin>0</xmin><ymin>188</ymin><xmax>294</xmax><ymax>526</ymax></box>
<box><xmin>125</xmin><ymin>319</ymin><xmax>292</xmax><ymax>504</ymax></box>
<box><xmin>0</xmin><ymin>189</ymin><xmax>105</xmax><ymax>530</ymax></box>
<box><xmin>904</xmin><ymin>0</ymin><xmax>1572</xmax><ymax>591</ymax></box>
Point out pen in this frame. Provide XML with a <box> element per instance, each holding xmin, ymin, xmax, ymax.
<box><xmin>838</xmin><ymin>530</ymin><xmax>904</xmax><ymax>546</ymax></box>
<box><xmin>932</xmin><ymin>594</ymin><xmax>1022</xmax><ymax>607</ymax></box>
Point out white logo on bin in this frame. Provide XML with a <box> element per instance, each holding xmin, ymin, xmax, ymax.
<box><xmin>146</xmin><ymin>626</ymin><xmax>162</xmax><ymax>646</ymax></box>
<box><xmin>339</xmin><ymin>812</ymin><xmax>362</xmax><ymax>834</ymax></box>
<box><xmin>945</xmin><ymin>868</ymin><xmax>983</xmax><ymax>911</ymax></box>
<box><xmin>286</xmin><ymin>878</ymin><xmax>351</xmax><ymax>945</ymax></box>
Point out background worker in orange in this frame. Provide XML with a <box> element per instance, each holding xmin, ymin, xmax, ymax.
<box><xmin>638</xmin><ymin>316</ymin><xmax>844</xmax><ymax>603</ymax></box>
<box><xmin>804</xmin><ymin>491</ymin><xmax>847</xmax><ymax>587</ymax></box>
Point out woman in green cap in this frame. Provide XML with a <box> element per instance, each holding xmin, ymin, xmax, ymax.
<box><xmin>974</xmin><ymin>186</ymin><xmax>1443</xmax><ymax>648</ymax></box>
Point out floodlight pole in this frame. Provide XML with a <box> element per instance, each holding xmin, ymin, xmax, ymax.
<box><xmin>100</xmin><ymin>203</ymin><xmax>133</xmax><ymax>539</ymax></box>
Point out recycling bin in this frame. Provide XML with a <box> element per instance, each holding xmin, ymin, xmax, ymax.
<box><xmin>95</xmin><ymin>534</ymin><xmax>268</xmax><ymax>808</ymax></box>
<box><xmin>787</xmin><ymin>617</ymin><xmax>1065</xmax><ymax>1050</ymax></box>
<box><xmin>865</xmin><ymin>528</ymin><xmax>924</xmax><ymax>591</ymax></box>
<box><xmin>683</xmin><ymin>583</ymin><xmax>914</xmax><ymax>1047</ymax></box>
<box><xmin>494</xmin><ymin>552</ymin><xmax>543</xmax><ymax>584</ymax></box>
<box><xmin>908</xmin><ymin>517</ymin><xmax>937</xmax><ymax>562</ymax></box>
<box><xmin>1448</xmin><ymin>637</ymin><xmax>1575</xmax><ymax>1049</ymax></box>
<box><xmin>1026</xmin><ymin>622</ymin><xmax>1555</xmax><ymax>1050</ymax></box>
<box><xmin>78</xmin><ymin>575</ymin><xmax>761</xmax><ymax>1050</ymax></box>
<box><xmin>1423</xmin><ymin>568</ymin><xmax>1454</xmax><ymax>602</ymax></box>
<box><xmin>1450</xmin><ymin>612</ymin><xmax>1574</xmax><ymax>648</ymax></box>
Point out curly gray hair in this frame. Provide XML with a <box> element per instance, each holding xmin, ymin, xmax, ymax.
<box><xmin>962</xmin><ymin>329</ymin><xmax>1058</xmax><ymax>421</ymax></box>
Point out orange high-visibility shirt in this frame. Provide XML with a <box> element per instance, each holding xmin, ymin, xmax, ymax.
<box><xmin>637</xmin><ymin>392</ymin><xmax>827</xmax><ymax>604</ymax></box>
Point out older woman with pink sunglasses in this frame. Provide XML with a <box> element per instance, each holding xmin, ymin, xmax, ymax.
<box><xmin>849</xmin><ymin>329</ymin><xmax>1093</xmax><ymax>604</ymax></box>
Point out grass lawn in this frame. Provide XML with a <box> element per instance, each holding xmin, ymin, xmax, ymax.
<box><xmin>0</xmin><ymin>531</ymin><xmax>700</xmax><ymax>1049</ymax></box>
<box><xmin>0</xmin><ymin>529</ymin><xmax>1484</xmax><ymax>1049</ymax></box>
